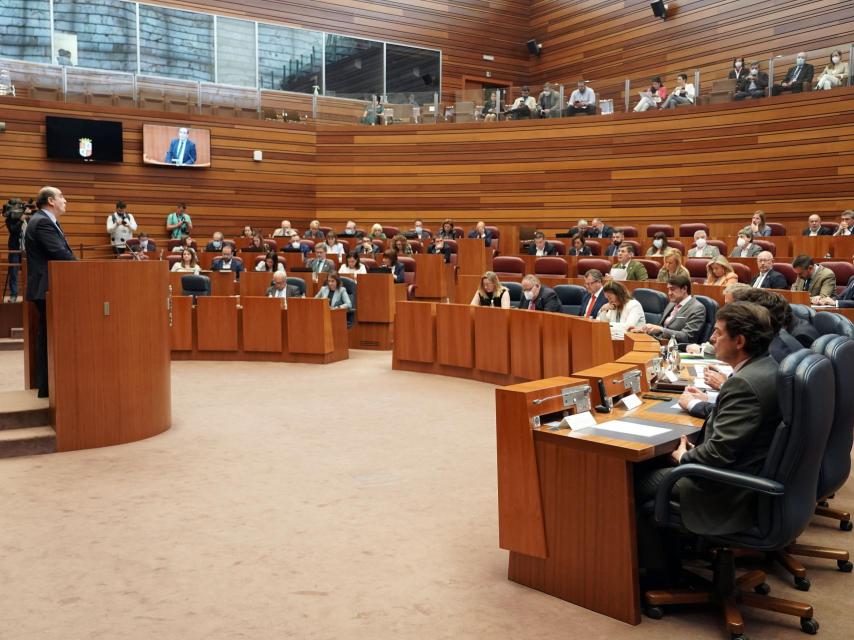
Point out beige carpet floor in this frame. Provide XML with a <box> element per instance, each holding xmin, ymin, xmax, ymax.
<box><xmin>0</xmin><ymin>349</ymin><xmax>851</xmax><ymax>640</ymax></box>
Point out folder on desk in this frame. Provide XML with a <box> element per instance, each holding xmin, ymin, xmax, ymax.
<box><xmin>573</xmin><ymin>416</ymin><xmax>694</xmax><ymax>446</ymax></box>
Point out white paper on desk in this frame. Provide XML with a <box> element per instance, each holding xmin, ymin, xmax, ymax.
<box><xmin>708</xmin><ymin>391</ymin><xmax>719</xmax><ymax>402</ymax></box>
<box><xmin>580</xmin><ymin>419</ymin><xmax>669</xmax><ymax>438</ymax></box>
<box><xmin>693</xmin><ymin>377</ymin><xmax>712</xmax><ymax>390</ymax></box>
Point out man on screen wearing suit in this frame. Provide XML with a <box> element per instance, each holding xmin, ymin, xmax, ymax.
<box><xmin>25</xmin><ymin>186</ymin><xmax>76</xmax><ymax>398</ymax></box>
<box><xmin>518</xmin><ymin>275</ymin><xmax>560</xmax><ymax>312</ymax></box>
<box><xmin>751</xmin><ymin>252</ymin><xmax>788</xmax><ymax>289</ymax></box>
<box><xmin>165</xmin><ymin>127</ymin><xmax>197</xmax><ymax>166</ymax></box>
<box><xmin>637</xmin><ymin>274</ymin><xmax>706</xmax><ymax>344</ymax></box>
<box><xmin>579</xmin><ymin>269</ymin><xmax>608</xmax><ymax>318</ymax></box>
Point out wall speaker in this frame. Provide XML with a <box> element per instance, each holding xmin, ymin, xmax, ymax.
<box><xmin>526</xmin><ymin>39</ymin><xmax>542</xmax><ymax>56</ymax></box>
<box><xmin>650</xmin><ymin>1</ymin><xmax>669</xmax><ymax>20</ymax></box>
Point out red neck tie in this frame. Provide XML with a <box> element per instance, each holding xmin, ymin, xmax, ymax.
<box><xmin>585</xmin><ymin>293</ymin><xmax>596</xmax><ymax>317</ymax></box>
<box><xmin>528</xmin><ymin>298</ymin><xmax>536</xmax><ymax>310</ymax></box>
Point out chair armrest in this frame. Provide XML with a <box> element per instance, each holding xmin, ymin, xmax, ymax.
<box><xmin>655</xmin><ymin>463</ymin><xmax>785</xmax><ymax>524</ymax></box>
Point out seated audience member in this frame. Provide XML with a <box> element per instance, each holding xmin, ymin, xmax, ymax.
<box><xmin>568</xmin><ymin>234</ymin><xmax>591</xmax><ymax>256</ymax></box>
<box><xmin>729</xmin><ymin>56</ymin><xmax>750</xmax><ymax>83</ymax></box>
<box><xmin>481</xmin><ymin>91</ymin><xmax>499</xmax><ymax>122</ymax></box>
<box><xmin>315</xmin><ymin>273</ymin><xmax>352</xmax><ymax>309</ymax></box>
<box><xmin>341</xmin><ymin>220</ymin><xmax>361</xmax><ymax>238</ymax></box>
<box><xmin>637</xmin><ymin>274</ymin><xmax>705</xmax><ymax>343</ymax></box>
<box><xmin>244</xmin><ymin>233</ymin><xmax>266</xmax><ymax>252</ymax></box>
<box><xmin>437</xmin><ymin>219</ymin><xmax>457</xmax><ymax>239</ymax></box>
<box><xmin>815</xmin><ymin>50</ymin><xmax>848</xmax><ymax>90</ymax></box>
<box><xmin>205</xmin><ymin>231</ymin><xmax>226</xmax><ymax>252</ymax></box>
<box><xmin>596</xmin><ymin>281</ymin><xmax>645</xmax><ymax>330</ymax></box>
<box><xmin>170</xmin><ymin>248</ymin><xmax>201</xmax><ymax>274</ymax></box>
<box><xmin>171</xmin><ymin>235</ymin><xmax>195</xmax><ymax>253</ymax></box>
<box><xmin>566</xmin><ymin>80</ymin><xmax>596</xmax><ymax>116</ymax></box>
<box><xmin>427</xmin><ymin>236</ymin><xmax>452</xmax><ymax>263</ymax></box>
<box><xmin>657</xmin><ymin>248</ymin><xmax>690</xmax><ymax>282</ymax></box>
<box><xmin>771</xmin><ymin>52</ymin><xmax>814</xmax><ymax>96</ymax></box>
<box><xmin>255</xmin><ymin>250</ymin><xmax>286</xmax><ymax>274</ymax></box>
<box><xmin>705</xmin><ymin>256</ymin><xmax>739</xmax><ymax>287</ymax></box>
<box><xmin>749</xmin><ymin>210</ymin><xmax>772</xmax><ymax>237</ymax></box>
<box><xmin>645</xmin><ymin>231</ymin><xmax>670</xmax><ymax>257</ymax></box>
<box><xmin>687</xmin><ymin>229</ymin><xmax>720</xmax><ymax>258</ymax></box>
<box><xmin>356</xmin><ymin>236</ymin><xmax>381</xmax><ymax>255</ymax></box>
<box><xmin>833</xmin><ymin>209</ymin><xmax>854</xmax><ymax>236</ymax></box>
<box><xmin>321</xmin><ymin>232</ymin><xmax>346</xmax><ymax>257</ymax></box>
<box><xmin>538</xmin><ymin>83</ymin><xmax>561</xmax><ymax>118</ymax></box>
<box><xmin>730</xmin><ymin>228</ymin><xmax>762</xmax><ymax>258</ymax></box>
<box><xmin>791</xmin><ymin>254</ymin><xmax>836</xmax><ymax>301</ymax></box>
<box><xmin>369</xmin><ymin>223</ymin><xmax>386</xmax><ymax>240</ymax></box>
<box><xmin>633</xmin><ymin>76</ymin><xmax>666</xmax><ymax>112</ymax></box>
<box><xmin>568</xmin><ymin>219</ymin><xmax>589</xmax><ymax>237</ymax></box>
<box><xmin>360</xmin><ymin>95</ymin><xmax>383</xmax><ymax>125</ymax></box>
<box><xmin>211</xmin><ymin>244</ymin><xmax>244</xmax><ymax>276</ymax></box>
<box><xmin>611</xmin><ymin>245</ymin><xmax>648</xmax><ymax>281</ymax></box>
<box><xmin>390</xmin><ymin>234</ymin><xmax>414</xmax><ymax>256</ymax></box>
<box><xmin>661</xmin><ymin>73</ymin><xmax>696</xmax><ymax>109</ymax></box>
<box><xmin>605</xmin><ymin>229</ymin><xmax>625</xmax><ymax>257</ymax></box>
<box><xmin>410</xmin><ymin>219</ymin><xmax>432</xmax><ymax>241</ymax></box>
<box><xmin>507</xmin><ymin>86</ymin><xmax>537</xmax><ymax>119</ymax></box>
<box><xmin>137</xmin><ymin>232</ymin><xmax>156</xmax><ymax>253</ymax></box>
<box><xmin>529</xmin><ymin>231</ymin><xmax>559</xmax><ymax>256</ymax></box>
<box><xmin>381</xmin><ymin>249</ymin><xmax>405</xmax><ymax>283</ymax></box>
<box><xmin>306</xmin><ymin>245</ymin><xmax>336</xmax><ymax>274</ymax></box>
<box><xmin>267</xmin><ymin>271</ymin><xmax>299</xmax><ymax>299</ymax></box>
<box><xmin>751</xmin><ymin>251</ymin><xmax>788</xmax><ymax>289</ymax></box>
<box><xmin>240</xmin><ymin>225</ymin><xmax>254</xmax><ymax>240</ymax></box>
<box><xmin>579</xmin><ymin>269</ymin><xmax>607</xmax><ymax>318</ymax></box>
<box><xmin>734</xmin><ymin>62</ymin><xmax>768</xmax><ymax>100</ymax></box>
<box><xmin>587</xmin><ymin>217</ymin><xmax>614</xmax><ymax>238</ymax></box>
<box><xmin>281</xmin><ymin>230</ymin><xmax>310</xmax><ymax>255</ymax></box>
<box><xmin>470</xmin><ymin>271</ymin><xmax>510</xmax><ymax>308</ymax></box>
<box><xmin>468</xmin><ymin>221</ymin><xmax>493</xmax><ymax>246</ymax></box>
<box><xmin>518</xmin><ymin>275</ymin><xmax>560</xmax><ymax>312</ymax></box>
<box><xmin>272</xmin><ymin>220</ymin><xmax>293</xmax><ymax>237</ymax></box>
<box><xmin>339</xmin><ymin>251</ymin><xmax>367</xmax><ymax>276</ymax></box>
<box><xmin>803</xmin><ymin>214</ymin><xmax>831</xmax><ymax>236</ymax></box>
<box><xmin>303</xmin><ymin>220</ymin><xmax>325</xmax><ymax>240</ymax></box>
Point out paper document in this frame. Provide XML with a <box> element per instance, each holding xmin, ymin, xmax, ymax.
<box><xmin>578</xmin><ymin>419</ymin><xmax>670</xmax><ymax>438</ymax></box>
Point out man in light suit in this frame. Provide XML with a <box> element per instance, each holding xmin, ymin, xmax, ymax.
<box><xmin>791</xmin><ymin>254</ymin><xmax>836</xmax><ymax>300</ymax></box>
<box><xmin>751</xmin><ymin>252</ymin><xmax>788</xmax><ymax>289</ymax></box>
<box><xmin>165</xmin><ymin>127</ymin><xmax>197</xmax><ymax>166</ymax></box>
<box><xmin>25</xmin><ymin>186</ymin><xmax>76</xmax><ymax>397</ymax></box>
<box><xmin>611</xmin><ymin>245</ymin><xmax>648</xmax><ymax>281</ymax></box>
<box><xmin>518</xmin><ymin>275</ymin><xmax>560</xmax><ymax>312</ymax></box>
<box><xmin>687</xmin><ymin>230</ymin><xmax>720</xmax><ymax>258</ymax></box>
<box><xmin>637</xmin><ymin>274</ymin><xmax>706</xmax><ymax>344</ymax></box>
<box><xmin>578</xmin><ymin>269</ymin><xmax>608</xmax><ymax>318</ymax></box>
<box><xmin>802</xmin><ymin>214</ymin><xmax>832</xmax><ymax>236</ymax></box>
<box><xmin>266</xmin><ymin>271</ymin><xmax>300</xmax><ymax>300</ymax></box>
<box><xmin>729</xmin><ymin>229</ymin><xmax>762</xmax><ymax>258</ymax></box>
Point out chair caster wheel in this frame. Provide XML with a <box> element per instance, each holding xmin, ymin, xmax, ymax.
<box><xmin>841</xmin><ymin>520</ymin><xmax>853</xmax><ymax>532</ymax></box>
<box><xmin>794</xmin><ymin>577</ymin><xmax>811</xmax><ymax>591</ymax></box>
<box><xmin>644</xmin><ymin>605</ymin><xmax>664</xmax><ymax>620</ymax></box>
<box><xmin>754</xmin><ymin>582</ymin><xmax>771</xmax><ymax>595</ymax></box>
<box><xmin>818</xmin><ymin>500</ymin><xmax>829</xmax><ymax>508</ymax></box>
<box><xmin>800</xmin><ymin>617</ymin><xmax>819</xmax><ymax>635</ymax></box>
<box><xmin>838</xmin><ymin>559</ymin><xmax>853</xmax><ymax>572</ymax></box>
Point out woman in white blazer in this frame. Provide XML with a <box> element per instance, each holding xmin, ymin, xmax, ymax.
<box><xmin>596</xmin><ymin>280</ymin><xmax>646</xmax><ymax>333</ymax></box>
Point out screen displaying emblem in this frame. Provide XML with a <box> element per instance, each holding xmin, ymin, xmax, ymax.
<box><xmin>79</xmin><ymin>137</ymin><xmax>93</xmax><ymax>159</ymax></box>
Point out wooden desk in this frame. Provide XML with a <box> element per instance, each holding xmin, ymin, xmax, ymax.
<box><xmin>352</xmin><ymin>273</ymin><xmax>397</xmax><ymax>350</ymax></box>
<box><xmin>413</xmin><ymin>254</ymin><xmax>449</xmax><ymax>299</ymax></box>
<box><xmin>457</xmin><ymin>237</ymin><xmax>489</xmax><ymax>276</ymax></box>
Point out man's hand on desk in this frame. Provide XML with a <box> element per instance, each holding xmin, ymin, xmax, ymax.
<box><xmin>678</xmin><ymin>386</ymin><xmax>708</xmax><ymax>411</ymax></box>
<box><xmin>637</xmin><ymin>323</ymin><xmax>662</xmax><ymax>335</ymax></box>
<box><xmin>815</xmin><ymin>296</ymin><xmax>836</xmax><ymax>306</ymax></box>
<box><xmin>703</xmin><ymin>368</ymin><xmax>727</xmax><ymax>390</ymax></box>
<box><xmin>671</xmin><ymin>435</ymin><xmax>694</xmax><ymax>464</ymax></box>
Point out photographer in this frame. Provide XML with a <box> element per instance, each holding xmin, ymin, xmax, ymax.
<box><xmin>166</xmin><ymin>202</ymin><xmax>193</xmax><ymax>239</ymax></box>
<box><xmin>106</xmin><ymin>200</ymin><xmax>137</xmax><ymax>253</ymax></box>
<box><xmin>3</xmin><ymin>198</ymin><xmax>27</xmax><ymax>302</ymax></box>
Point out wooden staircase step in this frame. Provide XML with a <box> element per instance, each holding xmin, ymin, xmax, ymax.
<box><xmin>0</xmin><ymin>337</ymin><xmax>23</xmax><ymax>351</ymax></box>
<box><xmin>0</xmin><ymin>426</ymin><xmax>56</xmax><ymax>458</ymax></box>
<box><xmin>0</xmin><ymin>390</ymin><xmax>50</xmax><ymax>430</ymax></box>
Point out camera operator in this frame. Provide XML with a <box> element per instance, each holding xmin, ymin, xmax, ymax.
<box><xmin>3</xmin><ymin>198</ymin><xmax>27</xmax><ymax>302</ymax></box>
<box><xmin>166</xmin><ymin>202</ymin><xmax>193</xmax><ymax>239</ymax></box>
<box><xmin>106</xmin><ymin>200</ymin><xmax>137</xmax><ymax>253</ymax></box>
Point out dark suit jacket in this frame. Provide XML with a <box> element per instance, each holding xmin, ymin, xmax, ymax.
<box><xmin>467</xmin><ymin>230</ymin><xmax>493</xmax><ymax>246</ymax></box>
<box><xmin>585</xmin><ymin>225</ymin><xmax>614</xmax><ymax>238</ymax></box>
<box><xmin>527</xmin><ymin>242</ymin><xmax>558</xmax><ymax>256</ymax></box>
<box><xmin>427</xmin><ymin>244</ymin><xmax>452</xmax><ymax>263</ymax></box>
<box><xmin>138</xmin><ymin>240</ymin><xmax>157</xmax><ymax>252</ymax></box>
<box><xmin>728</xmin><ymin>68</ymin><xmax>750</xmax><ymax>82</ymax></box>
<box><xmin>24</xmin><ymin>210</ymin><xmax>76</xmax><ymax>301</ymax></box>
<box><xmin>305</xmin><ymin>258</ymin><xmax>335</xmax><ymax>273</ymax></box>
<box><xmin>165</xmin><ymin>138</ymin><xmax>196</xmax><ymax>165</ymax></box>
<box><xmin>578</xmin><ymin>290</ymin><xmax>607</xmax><ymax>318</ymax></box>
<box><xmin>751</xmin><ymin>269</ymin><xmax>788</xmax><ymax>290</ymax></box>
<box><xmin>737</xmin><ymin>72</ymin><xmax>768</xmax><ymax>92</ymax></box>
<box><xmin>568</xmin><ymin>247</ymin><xmax>592</xmax><ymax>256</ymax></box>
<box><xmin>802</xmin><ymin>227</ymin><xmax>831</xmax><ymax>236</ymax></box>
<box><xmin>781</xmin><ymin>63</ymin><xmax>814</xmax><ymax>86</ymax></box>
<box><xmin>604</xmin><ymin>242</ymin><xmax>622</xmax><ymax>257</ymax></box>
<box><xmin>516</xmin><ymin>286</ymin><xmax>560</xmax><ymax>312</ymax></box>
<box><xmin>211</xmin><ymin>257</ymin><xmax>245</xmax><ymax>276</ymax></box>
<box><xmin>390</xmin><ymin>262</ymin><xmax>405</xmax><ymax>283</ymax></box>
<box><xmin>205</xmin><ymin>241</ymin><xmax>225</xmax><ymax>252</ymax></box>
<box><xmin>835</xmin><ymin>277</ymin><xmax>854</xmax><ymax>308</ymax></box>
<box><xmin>678</xmin><ymin>354</ymin><xmax>782</xmax><ymax>535</ymax></box>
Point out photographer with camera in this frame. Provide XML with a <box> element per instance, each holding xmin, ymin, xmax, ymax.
<box><xmin>3</xmin><ymin>198</ymin><xmax>27</xmax><ymax>302</ymax></box>
<box><xmin>166</xmin><ymin>202</ymin><xmax>193</xmax><ymax>239</ymax></box>
<box><xmin>106</xmin><ymin>200</ymin><xmax>137</xmax><ymax>253</ymax></box>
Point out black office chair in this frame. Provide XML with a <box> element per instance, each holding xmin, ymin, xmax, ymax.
<box><xmin>644</xmin><ymin>350</ymin><xmax>834</xmax><ymax>638</ymax></box>
<box><xmin>339</xmin><ymin>276</ymin><xmax>357</xmax><ymax>328</ymax></box>
<box><xmin>813</xmin><ymin>311</ymin><xmax>854</xmax><ymax>338</ymax></box>
<box><xmin>694</xmin><ymin>295</ymin><xmax>719</xmax><ymax>344</ymax></box>
<box><xmin>286</xmin><ymin>277</ymin><xmax>306</xmax><ymax>297</ymax></box>
<box><xmin>180</xmin><ymin>275</ymin><xmax>210</xmax><ymax>299</ymax></box>
<box><xmin>633</xmin><ymin>288</ymin><xmax>668</xmax><ymax>324</ymax></box>
<box><xmin>553</xmin><ymin>284</ymin><xmax>586</xmax><ymax>315</ymax></box>
<box><xmin>502</xmin><ymin>281</ymin><xmax>523</xmax><ymax>306</ymax></box>
<box><xmin>790</xmin><ymin>303</ymin><xmax>815</xmax><ymax>324</ymax></box>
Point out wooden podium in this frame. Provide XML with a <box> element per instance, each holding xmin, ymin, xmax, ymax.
<box><xmin>456</xmin><ymin>238</ymin><xmax>490</xmax><ymax>303</ymax></box>
<box><xmin>46</xmin><ymin>260</ymin><xmax>171</xmax><ymax>452</ymax></box>
<box><xmin>413</xmin><ymin>254</ymin><xmax>449</xmax><ymax>299</ymax></box>
<box><xmin>352</xmin><ymin>273</ymin><xmax>397</xmax><ymax>349</ymax></box>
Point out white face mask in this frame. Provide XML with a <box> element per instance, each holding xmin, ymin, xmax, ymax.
<box><xmin>796</xmin><ymin>57</ymin><xmax>805</xmax><ymax>66</ymax></box>
<box><xmin>735</xmin><ymin>61</ymin><xmax>743</xmax><ymax>69</ymax></box>
<box><xmin>291</xmin><ymin>241</ymin><xmax>300</xmax><ymax>248</ymax></box>
<box><xmin>750</xmin><ymin>68</ymin><xmax>758</xmax><ymax>76</ymax></box>
<box><xmin>653</xmin><ymin>239</ymin><xmax>663</xmax><ymax>249</ymax></box>
<box><xmin>832</xmin><ymin>56</ymin><xmax>840</xmax><ymax>64</ymax></box>
<box><xmin>415</xmin><ymin>226</ymin><xmax>422</xmax><ymax>233</ymax></box>
<box><xmin>737</xmin><ymin>237</ymin><xmax>747</xmax><ymax>248</ymax></box>
<box><xmin>523</xmin><ymin>290</ymin><xmax>534</xmax><ymax>300</ymax></box>
<box><xmin>695</xmin><ymin>238</ymin><xmax>707</xmax><ymax>249</ymax></box>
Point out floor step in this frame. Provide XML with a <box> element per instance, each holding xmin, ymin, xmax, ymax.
<box><xmin>0</xmin><ymin>337</ymin><xmax>23</xmax><ymax>351</ymax></box>
<box><xmin>10</xmin><ymin>327</ymin><xmax>23</xmax><ymax>339</ymax></box>
<box><xmin>0</xmin><ymin>390</ymin><xmax>50</xmax><ymax>430</ymax></box>
<box><xmin>0</xmin><ymin>426</ymin><xmax>56</xmax><ymax>459</ymax></box>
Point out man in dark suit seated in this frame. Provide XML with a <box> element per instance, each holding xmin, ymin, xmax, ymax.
<box><xmin>340</xmin><ymin>220</ymin><xmax>363</xmax><ymax>238</ymax></box>
<box><xmin>567</xmin><ymin>218</ymin><xmax>589</xmax><ymax>237</ymax></box>
<box><xmin>578</xmin><ymin>269</ymin><xmax>607</xmax><ymax>318</ymax></box>
<box><xmin>355</xmin><ymin>236</ymin><xmax>381</xmax><ymax>256</ymax></box>
<box><xmin>210</xmin><ymin>244</ymin><xmax>245</xmax><ymax>277</ymax></box>
<box><xmin>467</xmin><ymin>221</ymin><xmax>493</xmax><ymax>246</ymax></box>
<box><xmin>802</xmin><ymin>214</ymin><xmax>832</xmax><ymax>236</ymax></box>
<box><xmin>586</xmin><ymin>217</ymin><xmax>614</xmax><ymax>239</ymax></box>
<box><xmin>771</xmin><ymin>52</ymin><xmax>814</xmax><ymax>96</ymax></box>
<box><xmin>604</xmin><ymin>229</ymin><xmax>625</xmax><ymax>257</ymax></box>
<box><xmin>305</xmin><ymin>245</ymin><xmax>335</xmax><ymax>274</ymax></box>
<box><xmin>280</xmin><ymin>230</ymin><xmax>310</xmax><ymax>256</ymax></box>
<box><xmin>205</xmin><ymin>231</ymin><xmax>226</xmax><ymax>252</ymax></box>
<box><xmin>517</xmin><ymin>275</ymin><xmax>560</xmax><ymax>312</ymax></box>
<box><xmin>636</xmin><ymin>274</ymin><xmax>706</xmax><ymax>344</ymax></box>
<box><xmin>426</xmin><ymin>236</ymin><xmax>452</xmax><ymax>263</ymax></box>
<box><xmin>409</xmin><ymin>219</ymin><xmax>432</xmax><ymax>242</ymax></box>
<box><xmin>750</xmin><ymin>251</ymin><xmax>788</xmax><ymax>289</ymax></box>
<box><xmin>527</xmin><ymin>231</ymin><xmax>558</xmax><ymax>256</ymax></box>
<box><xmin>733</xmin><ymin>62</ymin><xmax>768</xmax><ymax>100</ymax></box>
<box><xmin>267</xmin><ymin>271</ymin><xmax>300</xmax><ymax>299</ymax></box>
<box><xmin>137</xmin><ymin>232</ymin><xmax>156</xmax><ymax>253</ymax></box>
<box><xmin>816</xmin><ymin>273</ymin><xmax>854</xmax><ymax>308</ymax></box>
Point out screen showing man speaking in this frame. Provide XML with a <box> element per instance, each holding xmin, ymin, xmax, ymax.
<box><xmin>142</xmin><ymin>124</ymin><xmax>211</xmax><ymax>167</ymax></box>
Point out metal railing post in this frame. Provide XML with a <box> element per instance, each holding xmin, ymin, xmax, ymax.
<box><xmin>624</xmin><ymin>78</ymin><xmax>630</xmax><ymax>112</ymax></box>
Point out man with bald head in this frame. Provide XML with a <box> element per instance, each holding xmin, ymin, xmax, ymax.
<box><xmin>802</xmin><ymin>214</ymin><xmax>831</xmax><ymax>236</ymax></box>
<box><xmin>25</xmin><ymin>186</ymin><xmax>76</xmax><ymax>397</ymax></box>
<box><xmin>750</xmin><ymin>251</ymin><xmax>787</xmax><ymax>289</ymax></box>
<box><xmin>772</xmin><ymin>52</ymin><xmax>814</xmax><ymax>96</ymax></box>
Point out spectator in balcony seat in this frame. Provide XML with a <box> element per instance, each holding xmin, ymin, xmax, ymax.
<box><xmin>728</xmin><ymin>57</ymin><xmax>750</xmax><ymax>83</ymax></box>
<box><xmin>661</xmin><ymin>74</ymin><xmax>696</xmax><ymax>109</ymax></box>
<box><xmin>733</xmin><ymin>62</ymin><xmax>768</xmax><ymax>100</ymax></box>
<box><xmin>566</xmin><ymin>80</ymin><xmax>596</xmax><ymax>116</ymax></box>
<box><xmin>771</xmin><ymin>52</ymin><xmax>814</xmax><ymax>96</ymax></box>
<box><xmin>815</xmin><ymin>50</ymin><xmax>849</xmax><ymax>90</ymax></box>
<box><xmin>633</xmin><ymin>77</ymin><xmax>666</xmax><ymax>112</ymax></box>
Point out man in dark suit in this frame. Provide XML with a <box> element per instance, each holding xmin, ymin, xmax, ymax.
<box><xmin>410</xmin><ymin>219</ymin><xmax>432</xmax><ymax>242</ymax></box>
<box><xmin>567</xmin><ymin>219</ymin><xmax>589</xmax><ymax>237</ymax></box>
<box><xmin>637</xmin><ymin>274</ymin><xmax>706</xmax><ymax>344</ymax></box>
<box><xmin>210</xmin><ymin>244</ymin><xmax>245</xmax><ymax>278</ymax></box>
<box><xmin>281</xmin><ymin>230</ymin><xmax>310</xmax><ymax>256</ymax></box>
<box><xmin>802</xmin><ymin>214</ymin><xmax>832</xmax><ymax>236</ymax></box>
<box><xmin>205</xmin><ymin>231</ymin><xmax>226</xmax><ymax>252</ymax></box>
<box><xmin>578</xmin><ymin>269</ymin><xmax>607</xmax><ymax>318</ymax></box>
<box><xmin>604</xmin><ymin>229</ymin><xmax>625</xmax><ymax>257</ymax></box>
<box><xmin>751</xmin><ymin>251</ymin><xmax>788</xmax><ymax>289</ymax></box>
<box><xmin>426</xmin><ymin>236</ymin><xmax>452</xmax><ymax>263</ymax></box>
<box><xmin>733</xmin><ymin>62</ymin><xmax>768</xmax><ymax>100</ymax></box>
<box><xmin>771</xmin><ymin>52</ymin><xmax>814</xmax><ymax>96</ymax></box>
<box><xmin>527</xmin><ymin>231</ymin><xmax>558</xmax><ymax>256</ymax></box>
<box><xmin>517</xmin><ymin>275</ymin><xmax>560</xmax><ymax>312</ymax></box>
<box><xmin>817</xmin><ymin>274</ymin><xmax>854</xmax><ymax>308</ymax></box>
<box><xmin>467</xmin><ymin>221</ymin><xmax>493</xmax><ymax>246</ymax></box>
<box><xmin>25</xmin><ymin>186</ymin><xmax>76</xmax><ymax>397</ymax></box>
<box><xmin>586</xmin><ymin>217</ymin><xmax>614</xmax><ymax>239</ymax></box>
<box><xmin>165</xmin><ymin>127</ymin><xmax>196</xmax><ymax>165</ymax></box>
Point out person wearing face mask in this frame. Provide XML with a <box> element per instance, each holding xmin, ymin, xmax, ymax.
<box><xmin>771</xmin><ymin>52</ymin><xmax>814</xmax><ymax>96</ymax></box>
<box><xmin>645</xmin><ymin>231</ymin><xmax>670</xmax><ymax>257</ymax></box>
<box><xmin>733</xmin><ymin>62</ymin><xmax>768</xmax><ymax>100</ymax></box>
<box><xmin>815</xmin><ymin>50</ymin><xmax>849</xmax><ymax>91</ymax></box>
<box><xmin>517</xmin><ymin>275</ymin><xmax>561</xmax><ymax>312</ymax></box>
<box><xmin>604</xmin><ymin>229</ymin><xmax>625</xmax><ymax>257</ymax></box>
<box><xmin>729</xmin><ymin>228</ymin><xmax>762</xmax><ymax>258</ymax></box>
<box><xmin>205</xmin><ymin>231</ymin><xmax>226</xmax><ymax>252</ymax></box>
<box><xmin>728</xmin><ymin>57</ymin><xmax>749</xmax><ymax>83</ymax></box>
<box><xmin>687</xmin><ymin>230</ymin><xmax>720</xmax><ymax>258</ymax></box>
<box><xmin>281</xmin><ymin>230</ymin><xmax>310</xmax><ymax>256</ymax></box>
<box><xmin>409</xmin><ymin>219</ymin><xmax>432</xmax><ymax>241</ymax></box>
<box><xmin>537</xmin><ymin>83</ymin><xmax>561</xmax><ymax>118</ymax></box>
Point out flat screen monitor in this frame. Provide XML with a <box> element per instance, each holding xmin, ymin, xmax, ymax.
<box><xmin>142</xmin><ymin>124</ymin><xmax>211</xmax><ymax>167</ymax></box>
<box><xmin>45</xmin><ymin>116</ymin><xmax>123</xmax><ymax>163</ymax></box>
